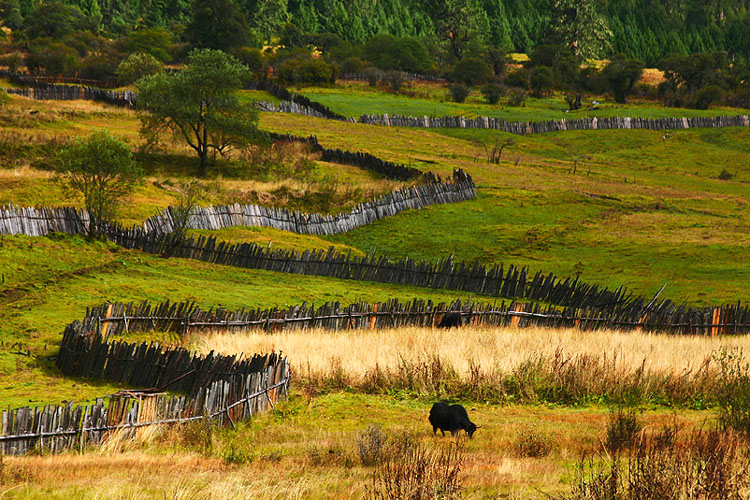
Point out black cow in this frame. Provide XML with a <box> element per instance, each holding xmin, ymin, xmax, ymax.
<box><xmin>429</xmin><ymin>403</ymin><xmax>479</xmax><ymax>438</ymax></box>
<box><xmin>437</xmin><ymin>312</ymin><xmax>464</xmax><ymax>328</ymax></box>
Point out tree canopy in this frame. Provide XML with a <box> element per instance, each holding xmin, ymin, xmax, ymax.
<box><xmin>136</xmin><ymin>49</ymin><xmax>267</xmax><ymax>177</ymax></box>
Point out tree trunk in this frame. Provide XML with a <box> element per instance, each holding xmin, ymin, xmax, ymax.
<box><xmin>198</xmin><ymin>150</ymin><xmax>208</xmax><ymax>177</ymax></box>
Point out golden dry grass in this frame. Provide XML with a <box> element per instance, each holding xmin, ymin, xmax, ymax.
<box><xmin>193</xmin><ymin>325</ymin><xmax>747</xmax><ymax>382</ymax></box>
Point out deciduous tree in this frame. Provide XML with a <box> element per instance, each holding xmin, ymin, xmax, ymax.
<box><xmin>136</xmin><ymin>49</ymin><xmax>267</xmax><ymax>177</ymax></box>
<box><xmin>56</xmin><ymin>131</ymin><xmax>142</xmax><ymax>239</ymax></box>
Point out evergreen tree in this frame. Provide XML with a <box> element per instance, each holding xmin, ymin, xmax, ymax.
<box><xmin>185</xmin><ymin>0</ymin><xmax>251</xmax><ymax>51</ymax></box>
<box><xmin>549</xmin><ymin>0</ymin><xmax>611</xmax><ymax>59</ymax></box>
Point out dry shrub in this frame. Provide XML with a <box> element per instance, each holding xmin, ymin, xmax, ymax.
<box><xmin>244</xmin><ymin>141</ymin><xmax>316</xmax><ymax>181</ymax></box>
<box><xmin>306</xmin><ymin>443</ymin><xmax>353</xmax><ymax>468</ymax></box>
<box><xmin>563</xmin><ymin>428</ymin><xmax>750</xmax><ymax>500</ymax></box>
<box><xmin>365</xmin><ymin>431</ymin><xmax>464</xmax><ymax>500</ymax></box>
<box><xmin>515</xmin><ymin>427</ymin><xmax>555</xmax><ymax>458</ymax></box>
<box><xmin>358</xmin><ymin>424</ymin><xmax>388</xmax><ymax>466</ymax></box>
<box><xmin>604</xmin><ymin>407</ymin><xmax>642</xmax><ymax>453</ymax></box>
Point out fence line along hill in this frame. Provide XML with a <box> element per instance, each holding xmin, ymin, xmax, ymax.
<box><xmin>1</xmin><ymin>305</ymin><xmax>290</xmax><ymax>456</ymax></box>
<box><xmin>0</xmin><ymin>169</ymin><xmax>475</xmax><ymax>238</ymax></box>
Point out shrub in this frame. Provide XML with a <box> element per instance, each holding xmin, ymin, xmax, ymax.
<box><xmin>340</xmin><ymin>57</ymin><xmax>370</xmax><ymax>74</ymax></box>
<box><xmin>118</xmin><ymin>52</ymin><xmax>164</xmax><ymax>85</ymax></box>
<box><xmin>363</xmin><ymin>67</ymin><xmax>380</xmax><ymax>86</ymax></box>
<box><xmin>276</xmin><ymin>53</ymin><xmax>338</xmax><ymax>85</ymax></box>
<box><xmin>385</xmin><ymin>70</ymin><xmax>404</xmax><ymax>91</ymax></box>
<box><xmin>718</xmin><ymin>169</ymin><xmax>735</xmax><ymax>180</ymax></box>
<box><xmin>692</xmin><ymin>84</ymin><xmax>724</xmax><ymax>110</ymax></box>
<box><xmin>363</xmin><ymin>34</ymin><xmax>432</xmax><ymax>74</ymax></box>
<box><xmin>358</xmin><ymin>424</ymin><xmax>387</xmax><ymax>466</ymax></box>
<box><xmin>481</xmin><ymin>83</ymin><xmax>504</xmax><ymax>104</ymax></box>
<box><xmin>0</xmin><ymin>52</ymin><xmax>23</xmax><ymax>73</ymax></box>
<box><xmin>78</xmin><ymin>55</ymin><xmax>118</xmax><ymax>81</ymax></box>
<box><xmin>448</xmin><ymin>84</ymin><xmax>470</xmax><ymax>103</ymax></box>
<box><xmin>450</xmin><ymin>57</ymin><xmax>492</xmax><ymax>86</ymax></box>
<box><xmin>507</xmin><ymin>88</ymin><xmax>527</xmax><ymax>106</ymax></box>
<box><xmin>364</xmin><ymin>431</ymin><xmax>464</xmax><ymax>500</ymax></box>
<box><xmin>560</xmin><ymin>428</ymin><xmax>750</xmax><ymax>500</ymax></box>
<box><xmin>530</xmin><ymin>65</ymin><xmax>554</xmax><ymax>97</ymax></box>
<box><xmin>505</xmin><ymin>67</ymin><xmax>529</xmax><ymax>89</ymax></box>
<box><xmin>515</xmin><ymin>428</ymin><xmax>555</xmax><ymax>458</ymax></box>
<box><xmin>716</xmin><ymin>348</ymin><xmax>750</xmax><ymax>435</ymax></box>
<box><xmin>231</xmin><ymin>47</ymin><xmax>266</xmax><ymax>78</ymax></box>
<box><xmin>605</xmin><ymin>407</ymin><xmax>641</xmax><ymax>452</ymax></box>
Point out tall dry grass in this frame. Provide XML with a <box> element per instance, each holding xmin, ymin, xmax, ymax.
<box><xmin>194</xmin><ymin>326</ymin><xmax>750</xmax><ymax>404</ymax></box>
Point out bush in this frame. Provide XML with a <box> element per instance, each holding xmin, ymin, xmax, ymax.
<box><xmin>718</xmin><ymin>169</ymin><xmax>735</xmax><ymax>180</ymax></box>
<box><xmin>481</xmin><ymin>83</ymin><xmax>504</xmax><ymax>104</ymax></box>
<box><xmin>231</xmin><ymin>47</ymin><xmax>266</xmax><ymax>78</ymax></box>
<box><xmin>530</xmin><ymin>65</ymin><xmax>554</xmax><ymax>97</ymax></box>
<box><xmin>385</xmin><ymin>70</ymin><xmax>404</xmax><ymax>91</ymax></box>
<box><xmin>0</xmin><ymin>52</ymin><xmax>23</xmax><ymax>73</ymax></box>
<box><xmin>450</xmin><ymin>57</ymin><xmax>492</xmax><ymax>86</ymax></box>
<box><xmin>276</xmin><ymin>53</ymin><xmax>338</xmax><ymax>85</ymax></box>
<box><xmin>560</xmin><ymin>428</ymin><xmax>750</xmax><ymax>500</ymax></box>
<box><xmin>692</xmin><ymin>84</ymin><xmax>724</xmax><ymax>110</ymax></box>
<box><xmin>340</xmin><ymin>57</ymin><xmax>370</xmax><ymax>74</ymax></box>
<box><xmin>118</xmin><ymin>52</ymin><xmax>164</xmax><ymax>85</ymax></box>
<box><xmin>78</xmin><ymin>55</ymin><xmax>118</xmax><ymax>81</ymax></box>
<box><xmin>507</xmin><ymin>88</ymin><xmax>527</xmax><ymax>107</ymax></box>
<box><xmin>505</xmin><ymin>67</ymin><xmax>529</xmax><ymax>89</ymax></box>
<box><xmin>716</xmin><ymin>348</ymin><xmax>750</xmax><ymax>435</ymax></box>
<box><xmin>448</xmin><ymin>84</ymin><xmax>470</xmax><ymax>103</ymax></box>
<box><xmin>358</xmin><ymin>424</ymin><xmax>387</xmax><ymax>466</ymax></box>
<box><xmin>364</xmin><ymin>67</ymin><xmax>380</xmax><ymax>86</ymax></box>
<box><xmin>515</xmin><ymin>428</ymin><xmax>554</xmax><ymax>458</ymax></box>
<box><xmin>605</xmin><ymin>407</ymin><xmax>641</xmax><ymax>452</ymax></box>
<box><xmin>364</xmin><ymin>431</ymin><xmax>464</xmax><ymax>500</ymax></box>
<box><xmin>363</xmin><ymin>34</ymin><xmax>432</xmax><ymax>74</ymax></box>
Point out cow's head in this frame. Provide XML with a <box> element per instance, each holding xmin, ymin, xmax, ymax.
<box><xmin>465</xmin><ymin>422</ymin><xmax>479</xmax><ymax>438</ymax></box>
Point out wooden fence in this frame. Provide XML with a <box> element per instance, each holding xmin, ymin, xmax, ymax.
<box><xmin>4</xmin><ymin>86</ymin><xmax>136</xmax><ymax>107</ymax></box>
<box><xmin>0</xmin><ymin>170</ymin><xmax>473</xmax><ymax>238</ymax></box>
<box><xmin>269</xmin><ymin>132</ymin><xmax>433</xmax><ymax>181</ymax></box>
<box><xmin>78</xmin><ymin>298</ymin><xmax>750</xmax><ymax>338</ymax></box>
<box><xmin>109</xmin><ymin>229</ymin><xmax>641</xmax><ymax>312</ymax></box>
<box><xmin>1</xmin><ymin>317</ymin><xmax>289</xmax><ymax>455</ymax></box>
<box><xmin>357</xmin><ymin>113</ymin><xmax>750</xmax><ymax>135</ymax></box>
<box><xmin>246</xmin><ymin>79</ymin><xmax>346</xmax><ymax>121</ymax></box>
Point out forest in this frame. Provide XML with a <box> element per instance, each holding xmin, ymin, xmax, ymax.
<box><xmin>2</xmin><ymin>0</ymin><xmax>750</xmax><ymax>64</ymax></box>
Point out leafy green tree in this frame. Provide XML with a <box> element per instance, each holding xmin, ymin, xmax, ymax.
<box><xmin>450</xmin><ymin>57</ymin><xmax>492</xmax><ymax>85</ymax></box>
<box><xmin>549</xmin><ymin>0</ymin><xmax>612</xmax><ymax>59</ymax></box>
<box><xmin>529</xmin><ymin>65</ymin><xmax>554</xmax><ymax>97</ymax></box>
<box><xmin>363</xmin><ymin>34</ymin><xmax>432</xmax><ymax>73</ymax></box>
<box><xmin>481</xmin><ymin>83</ymin><xmax>503</xmax><ymax>104</ymax></box>
<box><xmin>185</xmin><ymin>0</ymin><xmax>251</xmax><ymax>52</ymax></box>
<box><xmin>425</xmin><ymin>0</ymin><xmax>489</xmax><ymax>60</ymax></box>
<box><xmin>448</xmin><ymin>83</ymin><xmax>470</xmax><ymax>102</ymax></box>
<box><xmin>121</xmin><ymin>27</ymin><xmax>174</xmax><ymax>62</ymax></box>
<box><xmin>56</xmin><ymin>131</ymin><xmax>143</xmax><ymax>239</ymax></box>
<box><xmin>136</xmin><ymin>49</ymin><xmax>266</xmax><ymax>177</ymax></box>
<box><xmin>117</xmin><ymin>52</ymin><xmax>163</xmax><ymax>85</ymax></box>
<box><xmin>20</xmin><ymin>1</ymin><xmax>88</xmax><ymax>40</ymax></box>
<box><xmin>245</xmin><ymin>0</ymin><xmax>289</xmax><ymax>44</ymax></box>
<box><xmin>0</xmin><ymin>0</ymin><xmax>23</xmax><ymax>30</ymax></box>
<box><xmin>25</xmin><ymin>41</ymin><xmax>79</xmax><ymax>75</ymax></box>
<box><xmin>600</xmin><ymin>54</ymin><xmax>643</xmax><ymax>103</ymax></box>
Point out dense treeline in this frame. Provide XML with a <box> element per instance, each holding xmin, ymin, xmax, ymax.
<box><xmin>3</xmin><ymin>0</ymin><xmax>750</xmax><ymax>64</ymax></box>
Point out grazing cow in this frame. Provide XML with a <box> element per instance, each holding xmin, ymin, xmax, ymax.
<box><xmin>437</xmin><ymin>312</ymin><xmax>463</xmax><ymax>328</ymax></box>
<box><xmin>429</xmin><ymin>403</ymin><xmax>479</xmax><ymax>438</ymax></box>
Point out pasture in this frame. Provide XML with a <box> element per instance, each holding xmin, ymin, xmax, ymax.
<box><xmin>1</xmin><ymin>76</ymin><xmax>749</xmax><ymax>498</ymax></box>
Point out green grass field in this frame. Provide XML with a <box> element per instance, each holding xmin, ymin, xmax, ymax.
<box><xmin>292</xmin><ymin>81</ymin><xmax>747</xmax><ymax>122</ymax></box>
<box><xmin>1</xmin><ymin>82</ymin><xmax>749</xmax><ymax>498</ymax></box>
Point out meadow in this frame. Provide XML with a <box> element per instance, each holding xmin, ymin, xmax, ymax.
<box><xmin>1</xmin><ymin>77</ymin><xmax>749</xmax><ymax>498</ymax></box>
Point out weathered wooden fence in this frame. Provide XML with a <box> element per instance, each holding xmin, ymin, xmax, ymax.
<box><xmin>246</xmin><ymin>79</ymin><xmax>346</xmax><ymax>120</ymax></box>
<box><xmin>79</xmin><ymin>298</ymin><xmax>750</xmax><ymax>338</ymax></box>
<box><xmin>4</xmin><ymin>86</ymin><xmax>136</xmax><ymax>107</ymax></box>
<box><xmin>108</xmin><ymin>229</ymin><xmax>639</xmax><ymax>311</ymax></box>
<box><xmin>0</xmin><ymin>170</ymin><xmax>473</xmax><ymax>237</ymax></box>
<box><xmin>357</xmin><ymin>113</ymin><xmax>750</xmax><ymax>134</ymax></box>
<box><xmin>1</xmin><ymin>317</ymin><xmax>289</xmax><ymax>455</ymax></box>
<box><xmin>269</xmin><ymin>132</ymin><xmax>433</xmax><ymax>181</ymax></box>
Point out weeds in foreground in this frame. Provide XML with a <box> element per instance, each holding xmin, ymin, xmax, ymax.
<box><xmin>561</xmin><ymin>428</ymin><xmax>750</xmax><ymax>500</ymax></box>
<box><xmin>716</xmin><ymin>347</ymin><xmax>750</xmax><ymax>436</ymax></box>
<box><xmin>604</xmin><ymin>407</ymin><xmax>642</xmax><ymax>453</ymax></box>
<box><xmin>515</xmin><ymin>427</ymin><xmax>555</xmax><ymax>458</ymax></box>
<box><xmin>358</xmin><ymin>424</ymin><xmax>388</xmax><ymax>466</ymax></box>
<box><xmin>365</xmin><ymin>431</ymin><xmax>464</xmax><ymax>500</ymax></box>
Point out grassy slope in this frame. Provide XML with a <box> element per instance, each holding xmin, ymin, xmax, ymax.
<box><xmin>0</xmin><ymin>392</ymin><xmax>713</xmax><ymax>499</ymax></box>
<box><xmin>0</xmin><ymin>234</ymin><xmax>492</xmax><ymax>407</ymax></box>
<box><xmin>293</xmin><ymin>81</ymin><xmax>747</xmax><ymax>121</ymax></box>
<box><xmin>261</xmin><ymin>113</ymin><xmax>750</xmax><ymax>305</ymax></box>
